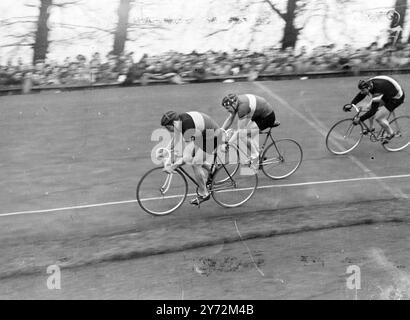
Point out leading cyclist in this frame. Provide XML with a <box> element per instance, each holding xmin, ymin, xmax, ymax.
<box><xmin>160</xmin><ymin>110</ymin><xmax>222</xmax><ymax>206</ymax></box>
<box><xmin>346</xmin><ymin>76</ymin><xmax>405</xmax><ymax>143</ymax></box>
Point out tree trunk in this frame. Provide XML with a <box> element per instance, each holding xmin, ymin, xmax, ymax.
<box><xmin>33</xmin><ymin>0</ymin><xmax>52</xmax><ymax>64</ymax></box>
<box><xmin>281</xmin><ymin>0</ymin><xmax>300</xmax><ymax>50</ymax></box>
<box><xmin>113</xmin><ymin>0</ymin><xmax>132</xmax><ymax>56</ymax></box>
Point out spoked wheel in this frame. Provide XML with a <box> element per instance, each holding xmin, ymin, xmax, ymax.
<box><xmin>326</xmin><ymin>118</ymin><xmax>363</xmax><ymax>155</ymax></box>
<box><xmin>136</xmin><ymin>167</ymin><xmax>188</xmax><ymax>216</ymax></box>
<box><xmin>213</xmin><ymin>144</ymin><xmax>241</xmax><ymax>183</ymax></box>
<box><xmin>261</xmin><ymin>138</ymin><xmax>303</xmax><ymax>179</ymax></box>
<box><xmin>210</xmin><ymin>164</ymin><xmax>258</xmax><ymax>208</ymax></box>
<box><xmin>382</xmin><ymin>116</ymin><xmax>410</xmax><ymax>152</ymax></box>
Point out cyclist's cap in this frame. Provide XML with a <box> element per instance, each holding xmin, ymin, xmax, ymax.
<box><xmin>358</xmin><ymin>79</ymin><xmax>372</xmax><ymax>90</ymax></box>
<box><xmin>161</xmin><ymin>111</ymin><xmax>179</xmax><ymax>126</ymax></box>
<box><xmin>222</xmin><ymin>94</ymin><xmax>238</xmax><ymax>107</ymax></box>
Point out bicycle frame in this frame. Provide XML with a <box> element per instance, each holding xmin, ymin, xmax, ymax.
<box><xmin>228</xmin><ymin>127</ymin><xmax>284</xmax><ymax>166</ymax></box>
<box><xmin>172</xmin><ymin>147</ymin><xmax>238</xmax><ymax>195</ymax></box>
<box><xmin>258</xmin><ymin>128</ymin><xmax>285</xmax><ymax>165</ymax></box>
<box><xmin>350</xmin><ymin>104</ymin><xmax>398</xmax><ymax>143</ymax></box>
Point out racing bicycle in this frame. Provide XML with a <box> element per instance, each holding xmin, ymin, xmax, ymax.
<box><xmin>136</xmin><ymin>143</ymin><xmax>258</xmax><ymax>216</ymax></box>
<box><xmin>326</xmin><ymin>104</ymin><xmax>410</xmax><ymax>155</ymax></box>
<box><xmin>226</xmin><ymin>121</ymin><xmax>303</xmax><ymax>180</ymax></box>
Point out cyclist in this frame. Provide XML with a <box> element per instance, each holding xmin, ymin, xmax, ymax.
<box><xmin>160</xmin><ymin>110</ymin><xmax>222</xmax><ymax>206</ymax></box>
<box><xmin>346</xmin><ymin>76</ymin><xmax>405</xmax><ymax>143</ymax></box>
<box><xmin>221</xmin><ymin>93</ymin><xmax>277</xmax><ymax>169</ymax></box>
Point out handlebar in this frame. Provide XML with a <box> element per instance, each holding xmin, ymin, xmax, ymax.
<box><xmin>351</xmin><ymin>104</ymin><xmax>361</xmax><ymax>113</ymax></box>
<box><xmin>343</xmin><ymin>103</ymin><xmax>362</xmax><ymax>113</ymax></box>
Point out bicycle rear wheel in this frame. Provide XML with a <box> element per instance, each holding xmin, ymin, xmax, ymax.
<box><xmin>261</xmin><ymin>138</ymin><xmax>303</xmax><ymax>179</ymax></box>
<box><xmin>326</xmin><ymin>119</ymin><xmax>363</xmax><ymax>155</ymax></box>
<box><xmin>136</xmin><ymin>167</ymin><xmax>188</xmax><ymax>216</ymax></box>
<box><xmin>211</xmin><ymin>164</ymin><xmax>258</xmax><ymax>208</ymax></box>
<box><xmin>382</xmin><ymin>116</ymin><xmax>410</xmax><ymax>152</ymax></box>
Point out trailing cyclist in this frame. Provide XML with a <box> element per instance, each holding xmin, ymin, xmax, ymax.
<box><xmin>160</xmin><ymin>110</ymin><xmax>223</xmax><ymax>206</ymax></box>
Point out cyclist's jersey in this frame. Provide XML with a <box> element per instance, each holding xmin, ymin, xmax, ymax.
<box><xmin>177</xmin><ymin>111</ymin><xmax>220</xmax><ymax>143</ymax></box>
<box><xmin>236</xmin><ymin>94</ymin><xmax>274</xmax><ymax>122</ymax></box>
<box><xmin>351</xmin><ymin>76</ymin><xmax>404</xmax><ymax>105</ymax></box>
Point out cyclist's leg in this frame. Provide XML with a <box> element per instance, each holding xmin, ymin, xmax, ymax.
<box><xmin>375</xmin><ymin>105</ymin><xmax>393</xmax><ymax>136</ymax></box>
<box><xmin>380</xmin><ymin>95</ymin><xmax>405</xmax><ymax>140</ymax></box>
<box><xmin>245</xmin><ymin>121</ymin><xmax>260</xmax><ymax>160</ymax></box>
<box><xmin>368</xmin><ymin>116</ymin><xmax>375</xmax><ymax>132</ymax></box>
<box><xmin>190</xmin><ymin>145</ymin><xmax>209</xmax><ymax>197</ymax></box>
<box><xmin>190</xmin><ymin>147</ymin><xmax>213</xmax><ymax>205</ymax></box>
<box><xmin>368</xmin><ymin>98</ymin><xmax>382</xmax><ymax>130</ymax></box>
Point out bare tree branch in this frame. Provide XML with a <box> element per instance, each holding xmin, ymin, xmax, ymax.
<box><xmin>205</xmin><ymin>28</ymin><xmax>232</xmax><ymax>38</ymax></box>
<box><xmin>0</xmin><ymin>16</ymin><xmax>37</xmax><ymax>22</ymax></box>
<box><xmin>263</xmin><ymin>0</ymin><xmax>285</xmax><ymax>20</ymax></box>
<box><xmin>127</xmin><ymin>23</ymin><xmax>168</xmax><ymax>30</ymax></box>
<box><xmin>55</xmin><ymin>22</ymin><xmax>113</xmax><ymax>33</ymax></box>
<box><xmin>0</xmin><ymin>43</ymin><xmax>33</xmax><ymax>48</ymax></box>
<box><xmin>4</xmin><ymin>33</ymin><xmax>35</xmax><ymax>39</ymax></box>
<box><xmin>53</xmin><ymin>0</ymin><xmax>83</xmax><ymax>8</ymax></box>
<box><xmin>0</xmin><ymin>20</ymin><xmax>36</xmax><ymax>27</ymax></box>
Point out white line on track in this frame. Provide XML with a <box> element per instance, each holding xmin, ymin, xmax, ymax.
<box><xmin>1</xmin><ymin>173</ymin><xmax>410</xmax><ymax>218</ymax></box>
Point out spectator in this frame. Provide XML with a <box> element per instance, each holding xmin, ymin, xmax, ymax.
<box><xmin>3</xmin><ymin>41</ymin><xmax>410</xmax><ymax>90</ymax></box>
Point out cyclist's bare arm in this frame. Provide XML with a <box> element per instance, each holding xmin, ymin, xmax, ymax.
<box><xmin>227</xmin><ymin>115</ymin><xmax>252</xmax><ymax>145</ymax></box>
<box><xmin>351</xmin><ymin>92</ymin><xmax>367</xmax><ymax>105</ymax></box>
<box><xmin>163</xmin><ymin>141</ymin><xmax>185</xmax><ymax>173</ymax></box>
<box><xmin>222</xmin><ymin>113</ymin><xmax>235</xmax><ymax>131</ymax></box>
<box><xmin>162</xmin><ymin>122</ymin><xmax>185</xmax><ymax>172</ymax></box>
<box><xmin>360</xmin><ymin>100</ymin><xmax>380</xmax><ymax>122</ymax></box>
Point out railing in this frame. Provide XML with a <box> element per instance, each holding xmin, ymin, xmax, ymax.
<box><xmin>2</xmin><ymin>67</ymin><xmax>410</xmax><ymax>96</ymax></box>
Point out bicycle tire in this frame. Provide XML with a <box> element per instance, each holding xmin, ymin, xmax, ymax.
<box><xmin>382</xmin><ymin>115</ymin><xmax>410</xmax><ymax>152</ymax></box>
<box><xmin>261</xmin><ymin>138</ymin><xmax>303</xmax><ymax>180</ymax></box>
<box><xmin>326</xmin><ymin>118</ymin><xmax>363</xmax><ymax>155</ymax></box>
<box><xmin>210</xmin><ymin>164</ymin><xmax>258</xmax><ymax>208</ymax></box>
<box><xmin>136</xmin><ymin>167</ymin><xmax>188</xmax><ymax>216</ymax></box>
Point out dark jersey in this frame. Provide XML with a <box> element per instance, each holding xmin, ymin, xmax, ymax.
<box><xmin>177</xmin><ymin>112</ymin><xmax>219</xmax><ymax>137</ymax></box>
<box><xmin>351</xmin><ymin>76</ymin><xmax>404</xmax><ymax>105</ymax></box>
<box><xmin>236</xmin><ymin>94</ymin><xmax>274</xmax><ymax>121</ymax></box>
<box><xmin>176</xmin><ymin>112</ymin><xmax>220</xmax><ymax>152</ymax></box>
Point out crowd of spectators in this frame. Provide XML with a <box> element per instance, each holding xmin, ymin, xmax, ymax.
<box><xmin>2</xmin><ymin>41</ymin><xmax>410</xmax><ymax>89</ymax></box>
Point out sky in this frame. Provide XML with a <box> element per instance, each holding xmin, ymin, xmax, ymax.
<box><xmin>0</xmin><ymin>0</ymin><xmax>400</xmax><ymax>64</ymax></box>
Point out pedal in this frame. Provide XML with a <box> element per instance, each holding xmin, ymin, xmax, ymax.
<box><xmin>362</xmin><ymin>128</ymin><xmax>375</xmax><ymax>135</ymax></box>
<box><xmin>190</xmin><ymin>201</ymin><xmax>201</xmax><ymax>208</ymax></box>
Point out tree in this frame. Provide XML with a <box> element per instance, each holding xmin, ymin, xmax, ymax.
<box><xmin>0</xmin><ymin>0</ymin><xmax>84</xmax><ymax>64</ymax></box>
<box><xmin>205</xmin><ymin>0</ymin><xmax>307</xmax><ymax>50</ymax></box>
<box><xmin>262</xmin><ymin>0</ymin><xmax>304</xmax><ymax>49</ymax></box>
<box><xmin>112</xmin><ymin>0</ymin><xmax>134</xmax><ymax>56</ymax></box>
<box><xmin>32</xmin><ymin>0</ymin><xmax>52</xmax><ymax>63</ymax></box>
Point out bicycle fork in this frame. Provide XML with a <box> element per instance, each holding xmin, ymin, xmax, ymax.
<box><xmin>159</xmin><ymin>173</ymin><xmax>173</xmax><ymax>195</ymax></box>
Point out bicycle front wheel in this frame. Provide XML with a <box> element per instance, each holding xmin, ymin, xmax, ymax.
<box><xmin>382</xmin><ymin>116</ymin><xmax>410</xmax><ymax>152</ymax></box>
<box><xmin>326</xmin><ymin>119</ymin><xmax>363</xmax><ymax>155</ymax></box>
<box><xmin>136</xmin><ymin>167</ymin><xmax>188</xmax><ymax>216</ymax></box>
<box><xmin>211</xmin><ymin>164</ymin><xmax>258</xmax><ymax>208</ymax></box>
<box><xmin>261</xmin><ymin>139</ymin><xmax>303</xmax><ymax>180</ymax></box>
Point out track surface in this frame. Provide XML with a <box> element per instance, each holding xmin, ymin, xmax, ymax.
<box><xmin>1</xmin><ymin>222</ymin><xmax>409</xmax><ymax>300</ymax></box>
<box><xmin>0</xmin><ymin>76</ymin><xmax>409</xmax><ymax>299</ymax></box>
